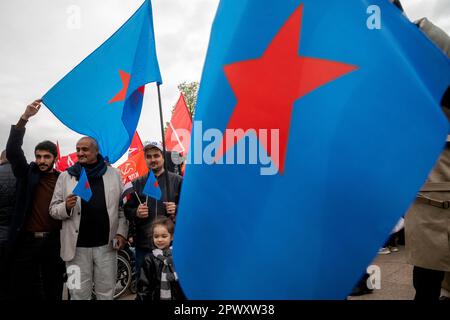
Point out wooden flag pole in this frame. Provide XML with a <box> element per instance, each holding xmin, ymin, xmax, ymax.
<box><xmin>134</xmin><ymin>191</ymin><xmax>143</xmax><ymax>205</ymax></box>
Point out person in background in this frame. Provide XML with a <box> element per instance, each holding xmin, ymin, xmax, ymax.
<box><xmin>0</xmin><ymin>149</ymin><xmax>16</xmax><ymax>300</ymax></box>
<box><xmin>404</xmin><ymin>2</ymin><xmax>450</xmax><ymax>301</ymax></box>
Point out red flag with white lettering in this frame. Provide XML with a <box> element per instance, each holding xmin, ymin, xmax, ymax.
<box><xmin>128</xmin><ymin>131</ymin><xmax>144</xmax><ymax>157</ymax></box>
<box><xmin>55</xmin><ymin>141</ymin><xmax>78</xmax><ymax>172</ymax></box>
<box><xmin>118</xmin><ymin>150</ymin><xmax>148</xmax><ymax>186</ymax></box>
<box><xmin>164</xmin><ymin>94</ymin><xmax>192</xmax><ymax>156</ymax></box>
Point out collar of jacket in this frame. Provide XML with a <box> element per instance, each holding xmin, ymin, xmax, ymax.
<box><xmin>67</xmin><ymin>154</ymin><xmax>107</xmax><ymax>179</ymax></box>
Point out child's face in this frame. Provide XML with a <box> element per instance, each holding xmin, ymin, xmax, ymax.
<box><xmin>153</xmin><ymin>225</ymin><xmax>173</xmax><ymax>249</ymax></box>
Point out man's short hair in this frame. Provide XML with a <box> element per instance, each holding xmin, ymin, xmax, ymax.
<box><xmin>35</xmin><ymin>141</ymin><xmax>57</xmax><ymax>158</ymax></box>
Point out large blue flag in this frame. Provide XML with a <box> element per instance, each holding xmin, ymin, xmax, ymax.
<box><xmin>43</xmin><ymin>0</ymin><xmax>162</xmax><ymax>163</ymax></box>
<box><xmin>73</xmin><ymin>167</ymin><xmax>92</xmax><ymax>202</ymax></box>
<box><xmin>173</xmin><ymin>0</ymin><xmax>450</xmax><ymax>299</ymax></box>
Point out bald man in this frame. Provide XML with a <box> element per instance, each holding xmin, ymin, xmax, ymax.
<box><xmin>50</xmin><ymin>136</ymin><xmax>128</xmax><ymax>300</ymax></box>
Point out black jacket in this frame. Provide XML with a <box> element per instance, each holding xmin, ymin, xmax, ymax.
<box><xmin>5</xmin><ymin>125</ymin><xmax>60</xmax><ymax>250</ymax></box>
<box><xmin>0</xmin><ymin>162</ymin><xmax>16</xmax><ymax>227</ymax></box>
<box><xmin>136</xmin><ymin>250</ymin><xmax>186</xmax><ymax>301</ymax></box>
<box><xmin>124</xmin><ymin>171</ymin><xmax>182</xmax><ymax>249</ymax></box>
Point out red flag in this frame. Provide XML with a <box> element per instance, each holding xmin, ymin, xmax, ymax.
<box><xmin>56</xmin><ymin>153</ymin><xmax>78</xmax><ymax>172</ymax></box>
<box><xmin>55</xmin><ymin>141</ymin><xmax>78</xmax><ymax>172</ymax></box>
<box><xmin>164</xmin><ymin>94</ymin><xmax>192</xmax><ymax>156</ymax></box>
<box><xmin>119</xmin><ymin>132</ymin><xmax>146</xmax><ymax>202</ymax></box>
<box><xmin>117</xmin><ymin>150</ymin><xmax>148</xmax><ymax>185</ymax></box>
<box><xmin>128</xmin><ymin>131</ymin><xmax>144</xmax><ymax>157</ymax></box>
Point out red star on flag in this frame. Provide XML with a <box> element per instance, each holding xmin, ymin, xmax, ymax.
<box><xmin>216</xmin><ymin>4</ymin><xmax>358</xmax><ymax>174</ymax></box>
<box><xmin>109</xmin><ymin>70</ymin><xmax>145</xmax><ymax>103</ymax></box>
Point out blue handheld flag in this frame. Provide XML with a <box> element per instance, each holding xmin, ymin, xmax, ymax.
<box><xmin>73</xmin><ymin>167</ymin><xmax>92</xmax><ymax>202</ymax></box>
<box><xmin>143</xmin><ymin>170</ymin><xmax>161</xmax><ymax>201</ymax></box>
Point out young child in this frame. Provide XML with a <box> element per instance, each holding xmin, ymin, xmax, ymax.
<box><xmin>136</xmin><ymin>216</ymin><xmax>185</xmax><ymax>300</ymax></box>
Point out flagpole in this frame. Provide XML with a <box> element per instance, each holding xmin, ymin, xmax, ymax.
<box><xmin>156</xmin><ymin>84</ymin><xmax>171</xmax><ymax>206</ymax></box>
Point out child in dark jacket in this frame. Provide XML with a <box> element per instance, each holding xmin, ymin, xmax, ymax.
<box><xmin>136</xmin><ymin>216</ymin><xmax>185</xmax><ymax>300</ymax></box>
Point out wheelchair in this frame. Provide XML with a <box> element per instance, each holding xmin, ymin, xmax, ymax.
<box><xmin>114</xmin><ymin>245</ymin><xmax>137</xmax><ymax>299</ymax></box>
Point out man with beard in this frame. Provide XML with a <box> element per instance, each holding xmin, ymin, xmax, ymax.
<box><xmin>49</xmin><ymin>136</ymin><xmax>128</xmax><ymax>300</ymax></box>
<box><xmin>124</xmin><ymin>141</ymin><xmax>182</xmax><ymax>279</ymax></box>
<box><xmin>5</xmin><ymin>99</ymin><xmax>65</xmax><ymax>300</ymax></box>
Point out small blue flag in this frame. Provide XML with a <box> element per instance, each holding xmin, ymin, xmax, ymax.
<box><xmin>142</xmin><ymin>170</ymin><xmax>161</xmax><ymax>201</ymax></box>
<box><xmin>73</xmin><ymin>167</ymin><xmax>92</xmax><ymax>202</ymax></box>
<box><xmin>173</xmin><ymin>0</ymin><xmax>450</xmax><ymax>299</ymax></box>
<box><xmin>43</xmin><ymin>0</ymin><xmax>162</xmax><ymax>163</ymax></box>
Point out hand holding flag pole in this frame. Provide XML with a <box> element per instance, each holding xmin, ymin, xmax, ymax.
<box><xmin>65</xmin><ymin>194</ymin><xmax>77</xmax><ymax>216</ymax></box>
<box><xmin>145</xmin><ymin>196</ymin><xmax>158</xmax><ymax>217</ymax></box>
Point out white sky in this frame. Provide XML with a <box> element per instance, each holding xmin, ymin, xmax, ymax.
<box><xmin>0</xmin><ymin>0</ymin><xmax>449</xmax><ymax>165</ymax></box>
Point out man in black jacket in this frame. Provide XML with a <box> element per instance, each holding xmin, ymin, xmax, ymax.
<box><xmin>124</xmin><ymin>141</ymin><xmax>182</xmax><ymax>279</ymax></box>
<box><xmin>5</xmin><ymin>99</ymin><xmax>65</xmax><ymax>300</ymax></box>
<box><xmin>0</xmin><ymin>149</ymin><xmax>16</xmax><ymax>300</ymax></box>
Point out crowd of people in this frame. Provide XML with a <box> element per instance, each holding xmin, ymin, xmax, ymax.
<box><xmin>1</xmin><ymin>93</ymin><xmax>449</xmax><ymax>301</ymax></box>
<box><xmin>0</xmin><ymin>100</ymin><xmax>184</xmax><ymax>300</ymax></box>
<box><xmin>0</xmin><ymin>0</ymin><xmax>449</xmax><ymax>301</ymax></box>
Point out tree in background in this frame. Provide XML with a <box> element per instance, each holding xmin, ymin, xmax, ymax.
<box><xmin>165</xmin><ymin>81</ymin><xmax>198</xmax><ymax>132</ymax></box>
<box><xmin>177</xmin><ymin>81</ymin><xmax>199</xmax><ymax>118</ymax></box>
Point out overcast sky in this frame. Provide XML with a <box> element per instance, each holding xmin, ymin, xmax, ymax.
<box><xmin>0</xmin><ymin>0</ymin><xmax>449</xmax><ymax>164</ymax></box>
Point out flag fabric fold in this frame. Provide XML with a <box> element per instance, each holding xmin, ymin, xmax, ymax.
<box><xmin>173</xmin><ymin>0</ymin><xmax>450</xmax><ymax>299</ymax></box>
<box><xmin>43</xmin><ymin>0</ymin><xmax>162</xmax><ymax>163</ymax></box>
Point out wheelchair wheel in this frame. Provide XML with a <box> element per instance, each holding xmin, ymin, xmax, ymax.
<box><xmin>114</xmin><ymin>253</ymin><xmax>132</xmax><ymax>299</ymax></box>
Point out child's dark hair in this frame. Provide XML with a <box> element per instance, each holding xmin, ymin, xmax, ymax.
<box><xmin>35</xmin><ymin>140</ymin><xmax>58</xmax><ymax>158</ymax></box>
<box><xmin>151</xmin><ymin>216</ymin><xmax>175</xmax><ymax>235</ymax></box>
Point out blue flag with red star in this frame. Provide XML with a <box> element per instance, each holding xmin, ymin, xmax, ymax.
<box><xmin>73</xmin><ymin>167</ymin><xmax>92</xmax><ymax>202</ymax></box>
<box><xmin>173</xmin><ymin>0</ymin><xmax>450</xmax><ymax>299</ymax></box>
<box><xmin>42</xmin><ymin>0</ymin><xmax>162</xmax><ymax>163</ymax></box>
<box><xmin>143</xmin><ymin>170</ymin><xmax>161</xmax><ymax>201</ymax></box>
